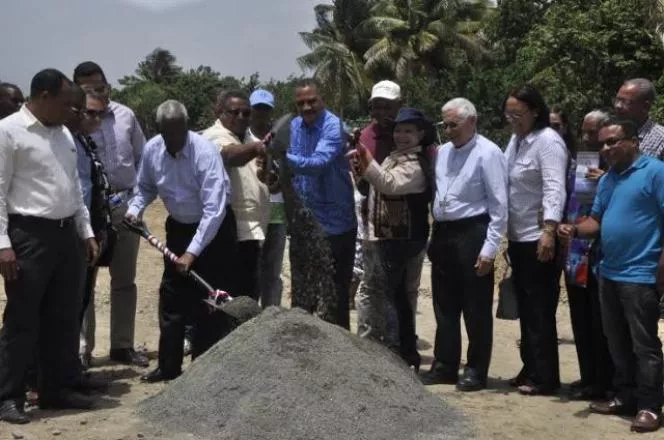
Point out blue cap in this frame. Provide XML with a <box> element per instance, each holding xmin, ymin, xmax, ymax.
<box><xmin>394</xmin><ymin>107</ymin><xmax>427</xmax><ymax>125</ymax></box>
<box><xmin>249</xmin><ymin>89</ymin><xmax>275</xmax><ymax>108</ymax></box>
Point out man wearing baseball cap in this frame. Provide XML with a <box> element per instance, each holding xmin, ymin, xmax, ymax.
<box><xmin>246</xmin><ymin>89</ymin><xmax>287</xmax><ymax>309</ymax></box>
<box><xmin>355</xmin><ymin>80</ymin><xmax>404</xmax><ymax>342</ymax></box>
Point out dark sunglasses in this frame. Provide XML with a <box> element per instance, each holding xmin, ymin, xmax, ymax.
<box><xmin>225</xmin><ymin>109</ymin><xmax>251</xmax><ymax>118</ymax></box>
<box><xmin>82</xmin><ymin>84</ymin><xmax>109</xmax><ymax>94</ymax></box>
<box><xmin>603</xmin><ymin>137</ymin><xmax>630</xmax><ymax>147</ymax></box>
<box><xmin>84</xmin><ymin>109</ymin><xmax>105</xmax><ymax>119</ymax></box>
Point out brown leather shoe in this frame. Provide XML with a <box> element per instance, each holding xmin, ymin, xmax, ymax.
<box><xmin>631</xmin><ymin>410</ymin><xmax>661</xmax><ymax>433</ymax></box>
<box><xmin>589</xmin><ymin>398</ymin><xmax>636</xmax><ymax>416</ymax></box>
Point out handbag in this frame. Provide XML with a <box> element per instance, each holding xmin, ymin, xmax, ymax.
<box><xmin>496</xmin><ymin>251</ymin><xmax>519</xmax><ymax>320</ymax></box>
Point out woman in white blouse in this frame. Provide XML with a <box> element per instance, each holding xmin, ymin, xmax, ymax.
<box><xmin>503</xmin><ymin>85</ymin><xmax>568</xmax><ymax>396</ymax></box>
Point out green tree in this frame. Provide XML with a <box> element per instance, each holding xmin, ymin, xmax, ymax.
<box><xmin>298</xmin><ymin>1</ymin><xmax>374</xmax><ymax>117</ymax></box>
<box><xmin>120</xmin><ymin>48</ymin><xmax>183</xmax><ymax>86</ymax></box>
<box><xmin>362</xmin><ymin>0</ymin><xmax>490</xmax><ymax>80</ymax></box>
<box><xmin>113</xmin><ymin>81</ymin><xmax>169</xmax><ymax>137</ymax></box>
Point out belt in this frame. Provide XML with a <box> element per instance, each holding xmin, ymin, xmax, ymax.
<box><xmin>8</xmin><ymin>214</ymin><xmax>75</xmax><ymax>228</ymax></box>
<box><xmin>434</xmin><ymin>213</ymin><xmax>490</xmax><ymax>230</ymax></box>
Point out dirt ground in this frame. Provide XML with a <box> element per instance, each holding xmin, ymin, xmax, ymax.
<box><xmin>1</xmin><ymin>200</ymin><xmax>663</xmax><ymax>439</ymax></box>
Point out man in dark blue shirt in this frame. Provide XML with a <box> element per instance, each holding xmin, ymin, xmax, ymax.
<box><xmin>287</xmin><ymin>79</ymin><xmax>357</xmax><ymax>329</ymax></box>
<box><xmin>559</xmin><ymin>118</ymin><xmax>664</xmax><ymax>433</ymax></box>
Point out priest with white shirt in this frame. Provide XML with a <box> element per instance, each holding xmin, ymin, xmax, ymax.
<box><xmin>0</xmin><ymin>69</ymin><xmax>99</xmax><ymax>424</ymax></box>
<box><xmin>420</xmin><ymin>98</ymin><xmax>508</xmax><ymax>392</ymax></box>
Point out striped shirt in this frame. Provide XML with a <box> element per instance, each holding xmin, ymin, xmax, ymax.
<box><xmin>638</xmin><ymin>118</ymin><xmax>664</xmax><ymax>160</ymax></box>
<box><xmin>504</xmin><ymin>127</ymin><xmax>568</xmax><ymax>242</ymax></box>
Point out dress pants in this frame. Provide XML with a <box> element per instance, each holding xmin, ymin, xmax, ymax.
<box><xmin>0</xmin><ymin>215</ymin><xmax>85</xmax><ymax>403</ymax></box>
<box><xmin>80</xmin><ymin>203</ymin><xmax>139</xmax><ymax>354</ymax></box>
<box><xmin>429</xmin><ymin>215</ymin><xmax>494</xmax><ymax>379</ymax></box>
<box><xmin>258</xmin><ymin>222</ymin><xmax>287</xmax><ymax>307</ymax></box>
<box><xmin>158</xmin><ymin>211</ymin><xmax>237</xmax><ymax>376</ymax></box>
<box><xmin>508</xmin><ymin>240</ymin><xmax>561</xmax><ymax>390</ymax></box>
<box><xmin>326</xmin><ymin>228</ymin><xmax>357</xmax><ymax>330</ymax></box>
<box><xmin>567</xmin><ymin>271</ymin><xmax>613</xmax><ymax>392</ymax></box>
<box><xmin>235</xmin><ymin>240</ymin><xmax>261</xmax><ymax>301</ymax></box>
<box><xmin>600</xmin><ymin>279</ymin><xmax>662</xmax><ymax>412</ymax></box>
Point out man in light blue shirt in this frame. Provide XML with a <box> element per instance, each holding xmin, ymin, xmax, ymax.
<box><xmin>126</xmin><ymin>100</ymin><xmax>236</xmax><ymax>383</ymax></box>
<box><xmin>560</xmin><ymin>119</ymin><xmax>664</xmax><ymax>433</ymax></box>
<box><xmin>421</xmin><ymin>98</ymin><xmax>508</xmax><ymax>392</ymax></box>
<box><xmin>287</xmin><ymin>78</ymin><xmax>357</xmax><ymax>329</ymax></box>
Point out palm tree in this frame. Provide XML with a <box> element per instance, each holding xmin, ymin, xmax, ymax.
<box><xmin>362</xmin><ymin>0</ymin><xmax>491</xmax><ymax>80</ymax></box>
<box><xmin>297</xmin><ymin>1</ymin><xmax>374</xmax><ymax>117</ymax></box>
<box><xmin>120</xmin><ymin>48</ymin><xmax>183</xmax><ymax>86</ymax></box>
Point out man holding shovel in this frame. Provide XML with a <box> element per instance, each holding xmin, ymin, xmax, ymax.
<box><xmin>125</xmin><ymin>100</ymin><xmax>235</xmax><ymax>383</ymax></box>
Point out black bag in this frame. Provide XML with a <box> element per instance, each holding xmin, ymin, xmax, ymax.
<box><xmin>78</xmin><ymin>135</ymin><xmax>117</xmax><ymax>267</ymax></box>
<box><xmin>496</xmin><ymin>251</ymin><xmax>519</xmax><ymax>320</ymax></box>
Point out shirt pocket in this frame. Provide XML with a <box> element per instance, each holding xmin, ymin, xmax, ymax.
<box><xmin>458</xmin><ymin>171</ymin><xmax>484</xmax><ymax>203</ymax></box>
<box><xmin>512</xmin><ymin>157</ymin><xmax>540</xmax><ymax>186</ymax></box>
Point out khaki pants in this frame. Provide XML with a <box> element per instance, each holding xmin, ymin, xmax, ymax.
<box><xmin>80</xmin><ymin>203</ymin><xmax>140</xmax><ymax>354</ymax></box>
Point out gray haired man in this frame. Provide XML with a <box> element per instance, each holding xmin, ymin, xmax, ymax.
<box><xmin>421</xmin><ymin>98</ymin><xmax>508</xmax><ymax>391</ymax></box>
<box><xmin>126</xmin><ymin>100</ymin><xmax>235</xmax><ymax>383</ymax></box>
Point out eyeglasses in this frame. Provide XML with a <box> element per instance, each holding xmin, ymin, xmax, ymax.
<box><xmin>69</xmin><ymin>106</ymin><xmax>83</xmax><ymax>115</ymax></box>
<box><xmin>225</xmin><ymin>109</ymin><xmax>251</xmax><ymax>118</ymax></box>
<box><xmin>613</xmin><ymin>96</ymin><xmax>635</xmax><ymax>107</ymax></box>
<box><xmin>81</xmin><ymin>84</ymin><xmax>109</xmax><ymax>94</ymax></box>
<box><xmin>295</xmin><ymin>98</ymin><xmax>319</xmax><ymax>108</ymax></box>
<box><xmin>84</xmin><ymin>109</ymin><xmax>105</xmax><ymax>119</ymax></box>
<box><xmin>504</xmin><ymin>112</ymin><xmax>527</xmax><ymax>121</ymax></box>
<box><xmin>603</xmin><ymin>137</ymin><xmax>630</xmax><ymax>147</ymax></box>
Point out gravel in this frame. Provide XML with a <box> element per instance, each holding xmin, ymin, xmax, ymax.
<box><xmin>138</xmin><ymin>307</ymin><xmax>470</xmax><ymax>440</ymax></box>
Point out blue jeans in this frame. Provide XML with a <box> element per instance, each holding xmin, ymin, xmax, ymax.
<box><xmin>258</xmin><ymin>223</ymin><xmax>287</xmax><ymax>308</ymax></box>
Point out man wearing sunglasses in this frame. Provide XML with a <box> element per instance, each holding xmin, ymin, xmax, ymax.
<box><xmin>559</xmin><ymin>119</ymin><xmax>664</xmax><ymax>433</ymax></box>
<box><xmin>202</xmin><ymin>90</ymin><xmax>270</xmax><ymax>301</ymax></box>
<box><xmin>72</xmin><ymin>61</ymin><xmax>148</xmax><ymax>369</ymax></box>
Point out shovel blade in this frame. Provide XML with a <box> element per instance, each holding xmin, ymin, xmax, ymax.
<box><xmin>203</xmin><ymin>296</ymin><xmax>262</xmax><ymax>323</ymax></box>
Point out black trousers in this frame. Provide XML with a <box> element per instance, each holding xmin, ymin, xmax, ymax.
<box><xmin>567</xmin><ymin>271</ymin><xmax>613</xmax><ymax>391</ymax></box>
<box><xmin>234</xmin><ymin>240</ymin><xmax>261</xmax><ymax>301</ymax></box>
<box><xmin>158</xmin><ymin>211</ymin><xmax>237</xmax><ymax>376</ymax></box>
<box><xmin>429</xmin><ymin>215</ymin><xmax>494</xmax><ymax>379</ymax></box>
<box><xmin>508</xmin><ymin>240</ymin><xmax>560</xmax><ymax>390</ymax></box>
<box><xmin>600</xmin><ymin>278</ymin><xmax>662</xmax><ymax>412</ymax></box>
<box><xmin>80</xmin><ymin>265</ymin><xmax>98</xmax><ymax>326</ymax></box>
<box><xmin>0</xmin><ymin>215</ymin><xmax>85</xmax><ymax>402</ymax></box>
<box><xmin>326</xmin><ymin>228</ymin><xmax>357</xmax><ymax>330</ymax></box>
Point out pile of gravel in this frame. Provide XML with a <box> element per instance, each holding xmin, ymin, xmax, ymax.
<box><xmin>138</xmin><ymin>307</ymin><xmax>469</xmax><ymax>440</ymax></box>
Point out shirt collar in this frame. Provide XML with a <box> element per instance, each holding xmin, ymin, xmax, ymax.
<box><xmin>390</xmin><ymin>145</ymin><xmax>422</xmax><ymax>156</ymax></box>
<box><xmin>453</xmin><ymin>133</ymin><xmax>478</xmax><ymax>152</ymax></box>
<box><xmin>163</xmin><ymin>132</ymin><xmax>192</xmax><ymax>159</ymax></box>
<box><xmin>612</xmin><ymin>154</ymin><xmax>648</xmax><ymax>176</ymax></box>
<box><xmin>299</xmin><ymin>110</ymin><xmax>326</xmax><ymax>129</ymax></box>
<box><xmin>215</xmin><ymin>119</ymin><xmax>243</xmax><ymax>142</ymax></box>
<box><xmin>19</xmin><ymin>104</ymin><xmax>43</xmax><ymax>128</ymax></box>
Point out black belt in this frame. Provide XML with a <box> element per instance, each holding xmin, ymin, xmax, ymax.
<box><xmin>9</xmin><ymin>214</ymin><xmax>75</xmax><ymax>228</ymax></box>
<box><xmin>434</xmin><ymin>213</ymin><xmax>490</xmax><ymax>230</ymax></box>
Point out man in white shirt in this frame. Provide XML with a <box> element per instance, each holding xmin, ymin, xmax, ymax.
<box><xmin>202</xmin><ymin>90</ymin><xmax>270</xmax><ymax>300</ymax></box>
<box><xmin>0</xmin><ymin>69</ymin><xmax>99</xmax><ymax>424</ymax></box>
<box><xmin>420</xmin><ymin>98</ymin><xmax>508</xmax><ymax>392</ymax></box>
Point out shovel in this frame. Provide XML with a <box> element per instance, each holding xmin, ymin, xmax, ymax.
<box><xmin>122</xmin><ymin>219</ymin><xmax>262</xmax><ymax>323</ymax></box>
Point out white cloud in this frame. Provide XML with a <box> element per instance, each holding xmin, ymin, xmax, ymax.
<box><xmin>117</xmin><ymin>0</ymin><xmax>205</xmax><ymax>12</ymax></box>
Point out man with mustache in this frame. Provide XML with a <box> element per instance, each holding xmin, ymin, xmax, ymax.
<box><xmin>287</xmin><ymin>78</ymin><xmax>357</xmax><ymax>329</ymax></box>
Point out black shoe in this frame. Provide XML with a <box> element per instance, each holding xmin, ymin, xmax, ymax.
<box><xmin>110</xmin><ymin>348</ymin><xmax>149</xmax><ymax>368</ymax></box>
<box><xmin>38</xmin><ymin>391</ymin><xmax>94</xmax><ymax>410</ymax></box>
<box><xmin>456</xmin><ymin>373</ymin><xmax>487</xmax><ymax>392</ymax></box>
<box><xmin>400</xmin><ymin>351</ymin><xmax>421</xmax><ymax>373</ymax></box>
<box><xmin>419</xmin><ymin>362</ymin><xmax>458</xmax><ymax>385</ymax></box>
<box><xmin>0</xmin><ymin>400</ymin><xmax>29</xmax><ymax>424</ymax></box>
<box><xmin>79</xmin><ymin>353</ymin><xmax>92</xmax><ymax>371</ymax></box>
<box><xmin>141</xmin><ymin>368</ymin><xmax>180</xmax><ymax>383</ymax></box>
<box><xmin>69</xmin><ymin>375</ymin><xmax>109</xmax><ymax>393</ymax></box>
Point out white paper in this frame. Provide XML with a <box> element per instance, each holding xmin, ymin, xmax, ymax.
<box><xmin>574</xmin><ymin>152</ymin><xmax>600</xmax><ymax>199</ymax></box>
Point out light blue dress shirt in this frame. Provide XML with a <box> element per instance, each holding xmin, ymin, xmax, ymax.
<box><xmin>433</xmin><ymin>134</ymin><xmax>508</xmax><ymax>258</ymax></box>
<box><xmin>127</xmin><ymin>131</ymin><xmax>230</xmax><ymax>256</ymax></box>
<box><xmin>75</xmin><ymin>137</ymin><xmax>93</xmax><ymax>210</ymax></box>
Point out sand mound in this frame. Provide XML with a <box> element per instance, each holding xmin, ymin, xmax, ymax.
<box><xmin>138</xmin><ymin>307</ymin><xmax>469</xmax><ymax>440</ymax></box>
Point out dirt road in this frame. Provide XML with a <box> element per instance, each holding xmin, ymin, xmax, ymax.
<box><xmin>0</xmin><ymin>201</ymin><xmax>662</xmax><ymax>439</ymax></box>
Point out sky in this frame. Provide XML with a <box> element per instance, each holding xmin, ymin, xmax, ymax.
<box><xmin>1</xmin><ymin>0</ymin><xmax>320</xmax><ymax>92</ymax></box>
